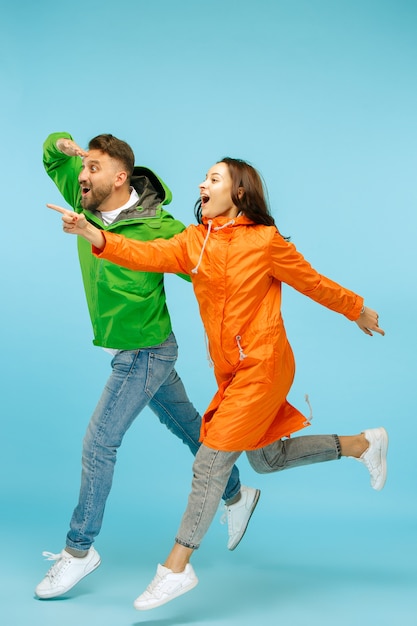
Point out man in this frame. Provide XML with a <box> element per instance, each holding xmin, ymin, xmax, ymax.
<box><xmin>35</xmin><ymin>132</ymin><xmax>260</xmax><ymax>600</ymax></box>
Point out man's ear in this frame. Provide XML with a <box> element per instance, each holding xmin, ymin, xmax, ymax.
<box><xmin>114</xmin><ymin>170</ymin><xmax>128</xmax><ymax>189</ymax></box>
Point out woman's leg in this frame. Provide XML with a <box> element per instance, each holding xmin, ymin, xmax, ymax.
<box><xmin>133</xmin><ymin>444</ymin><xmax>241</xmax><ymax>611</ymax></box>
<box><xmin>164</xmin><ymin>433</ymin><xmax>385</xmax><ymax>571</ymax></box>
<box><xmin>247</xmin><ymin>434</ymin><xmax>341</xmax><ymax>474</ymax></box>
<box><xmin>174</xmin><ymin>444</ymin><xmax>241</xmax><ymax>555</ymax></box>
<box><xmin>247</xmin><ymin>429</ymin><xmax>387</xmax><ymax>490</ymax></box>
<box><xmin>148</xmin><ymin>366</ymin><xmax>242</xmax><ymax>502</ymax></box>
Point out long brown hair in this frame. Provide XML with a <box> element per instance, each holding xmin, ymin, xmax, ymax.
<box><xmin>194</xmin><ymin>157</ymin><xmax>276</xmax><ymax>227</ymax></box>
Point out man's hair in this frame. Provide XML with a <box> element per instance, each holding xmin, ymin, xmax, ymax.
<box><xmin>88</xmin><ymin>134</ymin><xmax>135</xmax><ymax>179</ymax></box>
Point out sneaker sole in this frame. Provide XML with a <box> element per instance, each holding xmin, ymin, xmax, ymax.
<box><xmin>374</xmin><ymin>427</ymin><xmax>388</xmax><ymax>491</ymax></box>
<box><xmin>229</xmin><ymin>488</ymin><xmax>261</xmax><ymax>551</ymax></box>
<box><xmin>35</xmin><ymin>557</ymin><xmax>101</xmax><ymax>599</ymax></box>
<box><xmin>133</xmin><ymin>577</ymin><xmax>199</xmax><ymax>611</ymax></box>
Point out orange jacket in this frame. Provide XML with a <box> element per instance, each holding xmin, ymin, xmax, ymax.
<box><xmin>95</xmin><ymin>214</ymin><xmax>363</xmax><ymax>451</ymax></box>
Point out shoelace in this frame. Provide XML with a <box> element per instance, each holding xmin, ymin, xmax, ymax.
<box><xmin>144</xmin><ymin>570</ymin><xmax>165</xmax><ymax>595</ymax></box>
<box><xmin>42</xmin><ymin>551</ymin><xmax>62</xmax><ymax>561</ymax></box>
<box><xmin>41</xmin><ymin>551</ymin><xmax>68</xmax><ymax>579</ymax></box>
<box><xmin>219</xmin><ymin>501</ymin><xmax>232</xmax><ymax>526</ymax></box>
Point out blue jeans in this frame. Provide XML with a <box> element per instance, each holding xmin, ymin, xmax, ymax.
<box><xmin>176</xmin><ymin>436</ymin><xmax>341</xmax><ymax>549</ymax></box>
<box><xmin>66</xmin><ymin>333</ymin><xmax>241</xmax><ymax>552</ymax></box>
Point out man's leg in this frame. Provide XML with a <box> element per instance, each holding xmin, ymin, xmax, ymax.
<box><xmin>67</xmin><ymin>344</ymin><xmax>179</xmax><ymax>551</ymax></box>
<box><xmin>35</xmin><ymin>337</ymin><xmax>179</xmax><ymax>599</ymax></box>
<box><xmin>148</xmin><ymin>366</ymin><xmax>242</xmax><ymax>501</ymax></box>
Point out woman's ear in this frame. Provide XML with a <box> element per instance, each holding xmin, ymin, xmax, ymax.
<box><xmin>237</xmin><ymin>186</ymin><xmax>245</xmax><ymax>200</ymax></box>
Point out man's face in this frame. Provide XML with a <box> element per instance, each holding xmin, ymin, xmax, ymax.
<box><xmin>78</xmin><ymin>149</ymin><xmax>120</xmax><ymax>211</ymax></box>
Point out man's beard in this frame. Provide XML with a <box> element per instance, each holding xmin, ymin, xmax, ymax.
<box><xmin>81</xmin><ymin>182</ymin><xmax>113</xmax><ymax>211</ymax></box>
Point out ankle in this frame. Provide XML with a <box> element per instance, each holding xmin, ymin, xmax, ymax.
<box><xmin>164</xmin><ymin>560</ymin><xmax>188</xmax><ymax>574</ymax></box>
<box><xmin>340</xmin><ymin>433</ymin><xmax>368</xmax><ymax>458</ymax></box>
<box><xmin>225</xmin><ymin>492</ymin><xmax>241</xmax><ymax>506</ymax></box>
<box><xmin>65</xmin><ymin>547</ymin><xmax>89</xmax><ymax>558</ymax></box>
<box><xmin>164</xmin><ymin>544</ymin><xmax>193</xmax><ymax>573</ymax></box>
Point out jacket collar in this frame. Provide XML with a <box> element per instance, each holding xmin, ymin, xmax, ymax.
<box><xmin>192</xmin><ymin>213</ymin><xmax>254</xmax><ymax>275</ymax></box>
<box><xmin>201</xmin><ymin>213</ymin><xmax>253</xmax><ymax>228</ymax></box>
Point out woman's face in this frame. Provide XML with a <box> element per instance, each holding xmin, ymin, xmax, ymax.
<box><xmin>199</xmin><ymin>162</ymin><xmax>239</xmax><ymax>220</ymax></box>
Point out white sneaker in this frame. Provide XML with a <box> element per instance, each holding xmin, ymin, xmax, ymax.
<box><xmin>357</xmin><ymin>427</ymin><xmax>388</xmax><ymax>490</ymax></box>
<box><xmin>133</xmin><ymin>563</ymin><xmax>198</xmax><ymax>610</ymax></box>
<box><xmin>223</xmin><ymin>485</ymin><xmax>261</xmax><ymax>550</ymax></box>
<box><xmin>35</xmin><ymin>547</ymin><xmax>101</xmax><ymax>599</ymax></box>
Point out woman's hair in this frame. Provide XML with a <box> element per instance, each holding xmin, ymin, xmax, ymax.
<box><xmin>88</xmin><ymin>134</ymin><xmax>135</xmax><ymax>180</ymax></box>
<box><xmin>194</xmin><ymin>157</ymin><xmax>276</xmax><ymax>227</ymax></box>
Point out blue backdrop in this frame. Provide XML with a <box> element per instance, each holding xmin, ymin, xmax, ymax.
<box><xmin>1</xmin><ymin>1</ymin><xmax>416</xmax><ymax>624</ymax></box>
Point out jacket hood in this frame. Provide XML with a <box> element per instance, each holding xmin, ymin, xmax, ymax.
<box><xmin>86</xmin><ymin>165</ymin><xmax>173</xmax><ymax>224</ymax></box>
<box><xmin>131</xmin><ymin>165</ymin><xmax>172</xmax><ymax>208</ymax></box>
<box><xmin>123</xmin><ymin>165</ymin><xmax>172</xmax><ymax>219</ymax></box>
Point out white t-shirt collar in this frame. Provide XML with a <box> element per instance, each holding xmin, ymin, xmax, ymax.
<box><xmin>100</xmin><ymin>187</ymin><xmax>140</xmax><ymax>225</ymax></box>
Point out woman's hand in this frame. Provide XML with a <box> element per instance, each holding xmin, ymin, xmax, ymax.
<box><xmin>355</xmin><ymin>306</ymin><xmax>385</xmax><ymax>337</ymax></box>
<box><xmin>47</xmin><ymin>204</ymin><xmax>105</xmax><ymax>249</ymax></box>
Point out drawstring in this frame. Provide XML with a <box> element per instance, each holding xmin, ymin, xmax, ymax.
<box><xmin>204</xmin><ymin>332</ymin><xmax>214</xmax><ymax>368</ymax></box>
<box><xmin>218</xmin><ymin>219</ymin><xmax>236</xmax><ymax>229</ymax></box>
<box><xmin>191</xmin><ymin>220</ymin><xmax>213</xmax><ymax>274</ymax></box>
<box><xmin>236</xmin><ymin>335</ymin><xmax>247</xmax><ymax>361</ymax></box>
<box><xmin>193</xmin><ymin>218</ymin><xmax>244</xmax><ymax>365</ymax></box>
<box><xmin>304</xmin><ymin>393</ymin><xmax>313</xmax><ymax>425</ymax></box>
<box><xmin>191</xmin><ymin>218</ymin><xmax>235</xmax><ymax>274</ymax></box>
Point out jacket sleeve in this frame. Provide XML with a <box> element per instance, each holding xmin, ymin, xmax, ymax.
<box><xmin>157</xmin><ymin>211</ymin><xmax>191</xmax><ymax>282</ymax></box>
<box><xmin>93</xmin><ymin>230</ymin><xmax>191</xmax><ymax>276</ymax></box>
<box><xmin>269</xmin><ymin>231</ymin><xmax>363</xmax><ymax>321</ymax></box>
<box><xmin>43</xmin><ymin>132</ymin><xmax>83</xmax><ymax>212</ymax></box>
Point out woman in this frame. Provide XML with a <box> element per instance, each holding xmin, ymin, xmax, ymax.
<box><xmin>48</xmin><ymin>157</ymin><xmax>387</xmax><ymax>611</ymax></box>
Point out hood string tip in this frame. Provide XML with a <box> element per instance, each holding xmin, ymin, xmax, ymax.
<box><xmin>304</xmin><ymin>393</ymin><xmax>313</xmax><ymax>425</ymax></box>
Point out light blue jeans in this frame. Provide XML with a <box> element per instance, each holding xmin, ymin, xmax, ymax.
<box><xmin>66</xmin><ymin>333</ymin><xmax>241</xmax><ymax>552</ymax></box>
<box><xmin>176</xmin><ymin>435</ymin><xmax>341</xmax><ymax>549</ymax></box>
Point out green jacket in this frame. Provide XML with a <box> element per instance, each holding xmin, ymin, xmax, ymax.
<box><xmin>43</xmin><ymin>132</ymin><xmax>188</xmax><ymax>349</ymax></box>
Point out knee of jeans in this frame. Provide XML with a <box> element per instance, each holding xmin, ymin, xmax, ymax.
<box><xmin>82</xmin><ymin>428</ymin><xmax>103</xmax><ymax>458</ymax></box>
<box><xmin>247</xmin><ymin>450</ymin><xmax>274</xmax><ymax>474</ymax></box>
